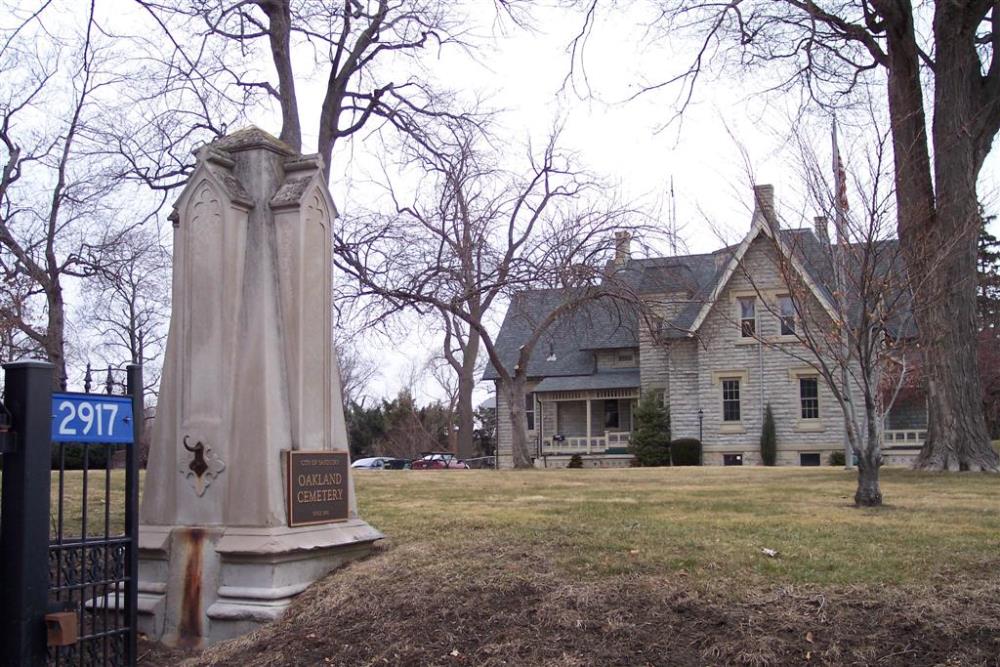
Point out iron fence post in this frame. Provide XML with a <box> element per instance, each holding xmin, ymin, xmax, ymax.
<box><xmin>125</xmin><ymin>364</ymin><xmax>142</xmax><ymax>664</ymax></box>
<box><xmin>0</xmin><ymin>360</ymin><xmax>54</xmax><ymax>667</ymax></box>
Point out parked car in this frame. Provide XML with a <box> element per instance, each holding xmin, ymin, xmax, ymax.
<box><xmin>410</xmin><ymin>452</ymin><xmax>470</xmax><ymax>469</ymax></box>
<box><xmin>351</xmin><ymin>457</ymin><xmax>410</xmax><ymax>470</ymax></box>
<box><xmin>352</xmin><ymin>457</ymin><xmax>389</xmax><ymax>470</ymax></box>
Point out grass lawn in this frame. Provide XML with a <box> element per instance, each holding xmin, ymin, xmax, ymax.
<box><xmin>353</xmin><ymin>467</ymin><xmax>1000</xmax><ymax>587</ymax></box>
<box><xmin>178</xmin><ymin>466</ymin><xmax>1000</xmax><ymax>667</ymax></box>
<box><xmin>47</xmin><ymin>469</ymin><xmax>131</xmax><ymax>538</ymax></box>
<box><xmin>37</xmin><ymin>466</ymin><xmax>999</xmax><ymax>585</ymax></box>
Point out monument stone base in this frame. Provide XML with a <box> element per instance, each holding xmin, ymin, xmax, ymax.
<box><xmin>138</xmin><ymin>521</ymin><xmax>382</xmax><ymax>647</ymax></box>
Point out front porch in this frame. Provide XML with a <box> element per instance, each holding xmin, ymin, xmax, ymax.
<box><xmin>533</xmin><ymin>381</ymin><xmax>640</xmax><ymax>457</ymax></box>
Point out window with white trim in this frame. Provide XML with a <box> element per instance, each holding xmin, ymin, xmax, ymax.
<box><xmin>722</xmin><ymin>379</ymin><xmax>741</xmax><ymax>421</ymax></box>
<box><xmin>778</xmin><ymin>295</ymin><xmax>796</xmax><ymax>336</ymax></box>
<box><xmin>738</xmin><ymin>297</ymin><xmax>756</xmax><ymax>337</ymax></box>
<box><xmin>525</xmin><ymin>393</ymin><xmax>536</xmax><ymax>431</ymax></box>
<box><xmin>799</xmin><ymin>377</ymin><xmax>819</xmax><ymax>419</ymax></box>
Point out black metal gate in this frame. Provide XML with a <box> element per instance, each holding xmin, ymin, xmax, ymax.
<box><xmin>0</xmin><ymin>361</ymin><xmax>142</xmax><ymax>667</ymax></box>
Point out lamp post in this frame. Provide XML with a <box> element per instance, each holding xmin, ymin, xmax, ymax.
<box><xmin>697</xmin><ymin>409</ymin><xmax>704</xmax><ymax>466</ymax></box>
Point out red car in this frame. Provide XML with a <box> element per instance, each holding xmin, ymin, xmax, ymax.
<box><xmin>410</xmin><ymin>452</ymin><xmax>470</xmax><ymax>469</ymax></box>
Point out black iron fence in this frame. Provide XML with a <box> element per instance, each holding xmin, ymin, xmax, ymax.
<box><xmin>0</xmin><ymin>361</ymin><xmax>141</xmax><ymax>667</ymax></box>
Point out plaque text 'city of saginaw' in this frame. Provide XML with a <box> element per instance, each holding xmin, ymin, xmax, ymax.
<box><xmin>286</xmin><ymin>450</ymin><xmax>350</xmax><ymax>527</ymax></box>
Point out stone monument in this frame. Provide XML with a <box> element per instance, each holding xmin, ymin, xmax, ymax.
<box><xmin>138</xmin><ymin>128</ymin><xmax>382</xmax><ymax>647</ymax></box>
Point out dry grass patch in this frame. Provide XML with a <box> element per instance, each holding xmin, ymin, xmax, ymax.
<box><xmin>130</xmin><ymin>467</ymin><xmax>1000</xmax><ymax>666</ymax></box>
<box><xmin>354</xmin><ymin>467</ymin><xmax>1000</xmax><ymax>586</ymax></box>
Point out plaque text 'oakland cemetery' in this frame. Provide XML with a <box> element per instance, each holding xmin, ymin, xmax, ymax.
<box><xmin>286</xmin><ymin>451</ymin><xmax>350</xmax><ymax>526</ymax></box>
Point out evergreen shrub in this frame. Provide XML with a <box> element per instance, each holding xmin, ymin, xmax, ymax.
<box><xmin>629</xmin><ymin>392</ymin><xmax>672</xmax><ymax>466</ymax></box>
<box><xmin>760</xmin><ymin>404</ymin><xmax>777</xmax><ymax>466</ymax></box>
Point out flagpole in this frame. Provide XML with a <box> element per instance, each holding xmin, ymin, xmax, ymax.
<box><xmin>832</xmin><ymin>115</ymin><xmax>855</xmax><ymax>470</ymax></box>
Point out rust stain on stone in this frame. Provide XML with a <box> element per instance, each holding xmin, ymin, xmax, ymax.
<box><xmin>176</xmin><ymin>528</ymin><xmax>204</xmax><ymax>647</ymax></box>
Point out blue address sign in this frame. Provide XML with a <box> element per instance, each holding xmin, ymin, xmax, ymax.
<box><xmin>51</xmin><ymin>393</ymin><xmax>135</xmax><ymax>444</ymax></box>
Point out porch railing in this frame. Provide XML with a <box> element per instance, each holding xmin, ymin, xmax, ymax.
<box><xmin>542</xmin><ymin>431</ymin><xmax>631</xmax><ymax>454</ymax></box>
<box><xmin>883</xmin><ymin>429</ymin><xmax>926</xmax><ymax>448</ymax></box>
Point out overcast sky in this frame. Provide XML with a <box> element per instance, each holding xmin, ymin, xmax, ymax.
<box><xmin>92</xmin><ymin>2</ymin><xmax>999</xmax><ymax>406</ymax></box>
<box><xmin>294</xmin><ymin>3</ymin><xmax>996</xmax><ymax>406</ymax></box>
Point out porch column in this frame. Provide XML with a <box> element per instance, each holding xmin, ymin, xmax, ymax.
<box><xmin>586</xmin><ymin>398</ymin><xmax>592</xmax><ymax>455</ymax></box>
<box><xmin>538</xmin><ymin>397</ymin><xmax>544</xmax><ymax>455</ymax></box>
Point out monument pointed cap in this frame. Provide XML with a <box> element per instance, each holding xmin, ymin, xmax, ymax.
<box><xmin>210</xmin><ymin>126</ymin><xmax>297</xmax><ymax>157</ymax></box>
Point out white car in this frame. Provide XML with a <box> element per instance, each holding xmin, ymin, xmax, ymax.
<box><xmin>351</xmin><ymin>457</ymin><xmax>390</xmax><ymax>470</ymax></box>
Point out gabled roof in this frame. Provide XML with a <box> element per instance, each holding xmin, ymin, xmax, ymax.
<box><xmin>483</xmin><ymin>201</ymin><xmax>913</xmax><ymax>383</ymax></box>
<box><xmin>686</xmin><ymin>220</ymin><xmax>840</xmax><ymax>333</ymax></box>
<box><xmin>482</xmin><ymin>289</ymin><xmax>636</xmax><ymax>381</ymax></box>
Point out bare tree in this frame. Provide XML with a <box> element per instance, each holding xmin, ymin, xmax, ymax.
<box><xmin>334</xmin><ymin>325</ymin><xmax>380</xmax><ymax>408</ymax></box>
<box><xmin>1</xmin><ymin>2</ymin><xmax>147</xmax><ymax>384</ymax></box>
<box><xmin>78</xmin><ymin>226</ymin><xmax>171</xmax><ymax>396</ymax></box>
<box><xmin>573</xmin><ymin>1</ymin><xmax>1000</xmax><ymax>472</ymax></box>
<box><xmin>727</xmin><ymin>132</ymin><xmax>918</xmax><ymax>505</ymax></box>
<box><xmin>132</xmin><ymin>0</ymin><xmax>521</xmax><ymax>179</ymax></box>
<box><xmin>335</xmin><ymin>118</ymin><xmax>655</xmax><ymax>467</ymax></box>
<box><xmin>0</xmin><ymin>270</ymin><xmax>40</xmax><ymax>363</ymax></box>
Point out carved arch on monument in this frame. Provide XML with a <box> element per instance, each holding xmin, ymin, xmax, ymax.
<box><xmin>299</xmin><ymin>186</ymin><xmax>333</xmax><ymax>449</ymax></box>
<box><xmin>182</xmin><ymin>178</ymin><xmax>226</xmax><ymax>429</ymax></box>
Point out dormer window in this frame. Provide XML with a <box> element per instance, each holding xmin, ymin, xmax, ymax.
<box><xmin>738</xmin><ymin>297</ymin><xmax>756</xmax><ymax>337</ymax></box>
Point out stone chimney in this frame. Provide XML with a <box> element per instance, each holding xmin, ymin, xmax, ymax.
<box><xmin>614</xmin><ymin>230</ymin><xmax>632</xmax><ymax>267</ymax></box>
<box><xmin>751</xmin><ymin>184</ymin><xmax>776</xmax><ymax>228</ymax></box>
<box><xmin>814</xmin><ymin>215</ymin><xmax>830</xmax><ymax>244</ymax></box>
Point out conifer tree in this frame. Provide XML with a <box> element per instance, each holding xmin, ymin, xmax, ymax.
<box><xmin>630</xmin><ymin>392</ymin><xmax>671</xmax><ymax>467</ymax></box>
<box><xmin>760</xmin><ymin>404</ymin><xmax>777</xmax><ymax>467</ymax></box>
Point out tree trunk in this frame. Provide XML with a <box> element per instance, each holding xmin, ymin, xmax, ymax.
<box><xmin>46</xmin><ymin>286</ymin><xmax>66</xmax><ymax>388</ymax></box>
<box><xmin>912</xmin><ymin>6</ymin><xmax>999</xmax><ymax>471</ymax></box>
<box><xmin>854</xmin><ymin>454</ymin><xmax>883</xmax><ymax>506</ymax></box>
<box><xmin>855</xmin><ymin>392</ymin><xmax>883</xmax><ymax>507</ymax></box>
<box><xmin>455</xmin><ymin>328</ymin><xmax>480</xmax><ymax>459</ymax></box>
<box><xmin>259</xmin><ymin>0</ymin><xmax>301</xmax><ymax>153</ymax></box>
<box><xmin>881</xmin><ymin>4</ymin><xmax>999</xmax><ymax>472</ymax></box>
<box><xmin>502</xmin><ymin>376</ymin><xmax>533</xmax><ymax>468</ymax></box>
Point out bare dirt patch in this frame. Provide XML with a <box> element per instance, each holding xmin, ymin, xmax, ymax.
<box><xmin>138</xmin><ymin>542</ymin><xmax>1000</xmax><ymax>667</ymax></box>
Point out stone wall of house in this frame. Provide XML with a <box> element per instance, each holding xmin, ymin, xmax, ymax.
<box><xmin>665</xmin><ymin>340</ymin><xmax>700</xmax><ymax>439</ymax></box>
<box><xmin>639</xmin><ymin>326</ymin><xmax>669</xmax><ymax>396</ymax></box>
<box><xmin>495</xmin><ymin>380</ymin><xmax>540</xmax><ymax>468</ymax></box>
<box><xmin>690</xmin><ymin>237</ymin><xmax>848</xmax><ymax>465</ymax></box>
<box><xmin>638</xmin><ymin>292</ymin><xmax>693</xmax><ymax>400</ymax></box>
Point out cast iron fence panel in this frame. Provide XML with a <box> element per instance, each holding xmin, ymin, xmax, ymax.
<box><xmin>48</xmin><ymin>365</ymin><xmax>141</xmax><ymax>667</ymax></box>
<box><xmin>0</xmin><ymin>361</ymin><xmax>141</xmax><ymax>667</ymax></box>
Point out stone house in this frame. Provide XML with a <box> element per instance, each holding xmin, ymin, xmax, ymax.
<box><xmin>484</xmin><ymin>185</ymin><xmax>927</xmax><ymax>468</ymax></box>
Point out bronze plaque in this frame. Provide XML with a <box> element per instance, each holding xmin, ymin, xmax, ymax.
<box><xmin>286</xmin><ymin>450</ymin><xmax>350</xmax><ymax>527</ymax></box>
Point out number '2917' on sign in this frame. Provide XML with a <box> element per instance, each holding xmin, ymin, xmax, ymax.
<box><xmin>51</xmin><ymin>393</ymin><xmax>135</xmax><ymax>444</ymax></box>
